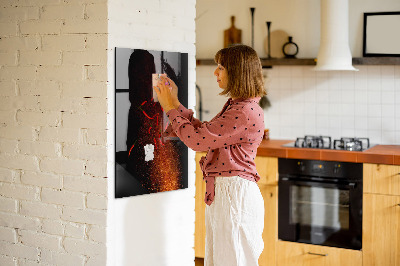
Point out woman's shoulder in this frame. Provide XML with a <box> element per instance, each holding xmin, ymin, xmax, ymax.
<box><xmin>234</xmin><ymin>97</ymin><xmax>262</xmax><ymax>111</ymax></box>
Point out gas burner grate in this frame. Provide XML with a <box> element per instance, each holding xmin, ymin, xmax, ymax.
<box><xmin>295</xmin><ymin>135</ymin><xmax>332</xmax><ymax>149</ymax></box>
<box><xmin>333</xmin><ymin>137</ymin><xmax>370</xmax><ymax>151</ymax></box>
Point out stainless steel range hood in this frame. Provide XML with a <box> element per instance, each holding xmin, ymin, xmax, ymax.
<box><xmin>314</xmin><ymin>0</ymin><xmax>358</xmax><ymax>71</ymax></box>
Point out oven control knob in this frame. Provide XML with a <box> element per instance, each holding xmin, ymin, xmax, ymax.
<box><xmin>298</xmin><ymin>161</ymin><xmax>305</xmax><ymax>171</ymax></box>
<box><xmin>333</xmin><ymin>164</ymin><xmax>341</xmax><ymax>174</ymax></box>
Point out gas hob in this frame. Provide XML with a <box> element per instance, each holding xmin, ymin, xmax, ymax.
<box><xmin>282</xmin><ymin>135</ymin><xmax>375</xmax><ymax>151</ymax></box>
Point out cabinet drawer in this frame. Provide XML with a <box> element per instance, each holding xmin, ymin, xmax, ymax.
<box><xmin>277</xmin><ymin>241</ymin><xmax>362</xmax><ymax>266</ymax></box>
<box><xmin>364</xmin><ymin>164</ymin><xmax>400</xmax><ymax>196</ymax></box>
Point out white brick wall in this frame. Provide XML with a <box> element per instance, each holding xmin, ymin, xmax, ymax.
<box><xmin>0</xmin><ymin>0</ymin><xmax>108</xmax><ymax>265</ymax></box>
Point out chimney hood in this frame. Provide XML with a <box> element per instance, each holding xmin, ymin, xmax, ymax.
<box><xmin>314</xmin><ymin>0</ymin><xmax>358</xmax><ymax>71</ymax></box>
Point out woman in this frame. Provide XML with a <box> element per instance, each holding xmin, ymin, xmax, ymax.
<box><xmin>154</xmin><ymin>44</ymin><xmax>266</xmax><ymax>266</ymax></box>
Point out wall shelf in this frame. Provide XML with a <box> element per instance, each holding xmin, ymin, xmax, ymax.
<box><xmin>196</xmin><ymin>57</ymin><xmax>400</xmax><ymax>67</ymax></box>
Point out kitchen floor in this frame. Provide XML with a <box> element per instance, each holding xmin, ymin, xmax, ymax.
<box><xmin>195</xmin><ymin>257</ymin><xmax>204</xmax><ymax>265</ymax></box>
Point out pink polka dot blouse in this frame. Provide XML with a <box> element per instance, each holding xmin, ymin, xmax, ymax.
<box><xmin>163</xmin><ymin>97</ymin><xmax>265</xmax><ymax>205</ymax></box>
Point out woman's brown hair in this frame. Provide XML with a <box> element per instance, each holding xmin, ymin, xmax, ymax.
<box><xmin>214</xmin><ymin>44</ymin><xmax>266</xmax><ymax>99</ymax></box>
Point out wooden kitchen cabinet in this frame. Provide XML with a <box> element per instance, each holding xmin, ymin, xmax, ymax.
<box><xmin>363</xmin><ymin>193</ymin><xmax>400</xmax><ymax>266</ymax></box>
<box><xmin>255</xmin><ymin>156</ymin><xmax>278</xmax><ymax>186</ymax></box>
<box><xmin>195</xmin><ymin>152</ymin><xmax>207</xmax><ymax>258</ymax></box>
<box><xmin>363</xmin><ymin>169</ymin><xmax>400</xmax><ymax>266</ymax></box>
<box><xmin>258</xmin><ymin>184</ymin><xmax>278</xmax><ymax>266</ymax></box>
<box><xmin>364</xmin><ymin>163</ymin><xmax>400</xmax><ymax>196</ymax></box>
<box><xmin>276</xmin><ymin>241</ymin><xmax>362</xmax><ymax>266</ymax></box>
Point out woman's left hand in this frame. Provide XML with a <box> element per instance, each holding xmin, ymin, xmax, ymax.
<box><xmin>154</xmin><ymin>76</ymin><xmax>175</xmax><ymax>113</ymax></box>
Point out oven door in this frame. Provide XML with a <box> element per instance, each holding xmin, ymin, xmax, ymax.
<box><xmin>278</xmin><ymin>176</ymin><xmax>362</xmax><ymax>250</ymax></box>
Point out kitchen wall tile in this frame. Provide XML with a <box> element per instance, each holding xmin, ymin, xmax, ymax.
<box><xmin>304</xmin><ymin>126</ymin><xmax>317</xmax><ymax>135</ymax></box>
<box><xmin>355</xmin><ymin>116</ymin><xmax>368</xmax><ymax>130</ymax></box>
<box><xmin>328</xmin><ymin>87</ymin><xmax>342</xmax><ymax>103</ymax></box>
<box><xmin>382</xmin><ymin>117</ymin><xmax>396</xmax><ymax>131</ymax></box>
<box><xmin>367</xmin><ymin>65</ymin><xmax>381</xmax><ymax>77</ymax></box>
<box><xmin>319</xmin><ymin>127</ymin><xmax>332</xmax><ymax>136</ymax></box>
<box><xmin>304</xmin><ymin>88</ymin><xmax>316</xmax><ymax>103</ymax></box>
<box><xmin>329</xmin><ymin>103</ymin><xmax>341</xmax><ymax>116</ymax></box>
<box><xmin>316</xmin><ymin>115</ymin><xmax>330</xmax><ymax>128</ymax></box>
<box><xmin>396</xmin><ymin>105</ymin><xmax>400</xmax><ymax>118</ymax></box>
<box><xmin>354</xmin><ymin>76</ymin><xmax>367</xmax><ymax>91</ymax></box>
<box><xmin>316</xmin><ymin>89</ymin><xmax>329</xmax><ymax>103</ymax></box>
<box><xmin>381</xmin><ymin>65</ymin><xmax>395</xmax><ymax>78</ymax></box>
<box><xmin>367</xmin><ymin>104</ymin><xmax>381</xmax><ymax>118</ymax></box>
<box><xmin>396</xmin><ymin>130</ymin><xmax>400</xmax><ymax>144</ymax></box>
<box><xmin>279</xmin><ymin>77</ymin><xmax>291</xmax><ymax>90</ymax></box>
<box><xmin>381</xmin><ymin>131</ymin><xmax>396</xmax><ymax>144</ymax></box>
<box><xmin>367</xmin><ymin>129</ymin><xmax>382</xmax><ymax>144</ymax></box>
<box><xmin>368</xmin><ymin>117</ymin><xmax>381</xmax><ymax>131</ymax></box>
<box><xmin>341</xmin><ymin>128</ymin><xmax>355</xmax><ymax>137</ymax></box>
<box><xmin>354</xmin><ymin>90</ymin><xmax>367</xmax><ymax>104</ymax></box>
<box><xmin>394</xmin><ymin>66</ymin><xmax>400</xmax><ymax>78</ymax></box>
<box><xmin>291</xmin><ymin>67</ymin><xmax>304</xmax><ymax>78</ymax></box>
<box><xmin>279</xmin><ymin>126</ymin><xmax>294</xmax><ymax>138</ymax></box>
<box><xmin>341</xmin><ymin>89</ymin><xmax>354</xmax><ymax>104</ymax></box>
<box><xmin>303</xmin><ymin>67</ymin><xmax>316</xmax><ymax>78</ymax></box>
<box><xmin>316</xmin><ymin>103</ymin><xmax>330</xmax><ymax>115</ymax></box>
<box><xmin>395</xmin><ymin>118</ymin><xmax>400</xmax><ymax>131</ymax></box>
<box><xmin>341</xmin><ymin>70</ymin><xmax>355</xmax><ymax>81</ymax></box>
<box><xmin>196</xmin><ymin>66</ymin><xmax>400</xmax><ymax>144</ymax></box>
<box><xmin>315</xmin><ymin>70</ymin><xmax>328</xmax><ymax>79</ymax></box>
<box><xmin>341</xmin><ymin>104</ymin><xmax>355</xmax><ymax>116</ymax></box>
<box><xmin>395</xmin><ymin>85</ymin><xmax>400</xmax><ymax>103</ymax></box>
<box><xmin>291</xmin><ymin>77</ymin><xmax>304</xmax><ymax>90</ymax></box>
<box><xmin>304</xmin><ymin>102</ymin><xmax>316</xmax><ymax>115</ymax></box>
<box><xmin>355</xmin><ymin>128</ymin><xmax>368</xmax><ymax>138</ymax></box>
<box><xmin>329</xmin><ymin>116</ymin><xmax>342</xmax><ymax>129</ymax></box>
<box><xmin>315</xmin><ymin>77</ymin><xmax>329</xmax><ymax>90</ymax></box>
<box><xmin>382</xmin><ymin>104</ymin><xmax>395</xmax><ymax>118</ymax></box>
<box><xmin>367</xmin><ymin>77</ymin><xmax>381</xmax><ymax>91</ymax></box>
<box><xmin>355</xmin><ymin>104</ymin><xmax>368</xmax><ymax>117</ymax></box>
<box><xmin>328</xmin><ymin>71</ymin><xmax>342</xmax><ymax>81</ymax></box>
<box><xmin>382</xmin><ymin>78</ymin><xmax>395</xmax><ymax>91</ymax></box>
<box><xmin>342</xmin><ymin>116</ymin><xmax>355</xmax><ymax>129</ymax></box>
<box><xmin>278</xmin><ymin>67</ymin><xmax>292</xmax><ymax>78</ymax></box>
<box><xmin>382</xmin><ymin>90</ymin><xmax>395</xmax><ymax>104</ymax></box>
<box><xmin>367</xmin><ymin>91</ymin><xmax>381</xmax><ymax>105</ymax></box>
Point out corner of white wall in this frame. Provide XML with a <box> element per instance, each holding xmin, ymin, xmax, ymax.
<box><xmin>106</xmin><ymin>0</ymin><xmax>197</xmax><ymax>265</ymax></box>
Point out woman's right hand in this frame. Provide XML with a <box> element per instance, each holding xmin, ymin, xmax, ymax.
<box><xmin>161</xmin><ymin>76</ymin><xmax>180</xmax><ymax>108</ymax></box>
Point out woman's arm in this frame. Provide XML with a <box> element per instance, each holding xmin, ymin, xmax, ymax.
<box><xmin>166</xmin><ymin>106</ymin><xmax>249</xmax><ymax>151</ymax></box>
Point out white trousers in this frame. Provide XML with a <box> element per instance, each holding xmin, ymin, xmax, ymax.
<box><xmin>205</xmin><ymin>176</ymin><xmax>264</xmax><ymax>266</ymax></box>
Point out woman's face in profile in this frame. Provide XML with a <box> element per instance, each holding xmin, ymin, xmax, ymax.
<box><xmin>214</xmin><ymin>64</ymin><xmax>228</xmax><ymax>90</ymax></box>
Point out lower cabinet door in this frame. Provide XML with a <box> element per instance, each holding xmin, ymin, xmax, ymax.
<box><xmin>363</xmin><ymin>193</ymin><xmax>400</xmax><ymax>266</ymax></box>
<box><xmin>195</xmin><ymin>152</ymin><xmax>207</xmax><ymax>258</ymax></box>
<box><xmin>259</xmin><ymin>185</ymin><xmax>278</xmax><ymax>266</ymax></box>
<box><xmin>277</xmin><ymin>241</ymin><xmax>362</xmax><ymax>266</ymax></box>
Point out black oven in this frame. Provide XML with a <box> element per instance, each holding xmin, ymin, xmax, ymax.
<box><xmin>278</xmin><ymin>158</ymin><xmax>363</xmax><ymax>250</ymax></box>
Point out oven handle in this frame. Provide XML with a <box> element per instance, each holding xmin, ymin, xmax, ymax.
<box><xmin>280</xmin><ymin>177</ymin><xmax>357</xmax><ymax>189</ymax></box>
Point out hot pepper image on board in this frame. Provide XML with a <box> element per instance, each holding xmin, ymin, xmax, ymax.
<box><xmin>125</xmin><ymin>49</ymin><xmax>183</xmax><ymax>193</ymax></box>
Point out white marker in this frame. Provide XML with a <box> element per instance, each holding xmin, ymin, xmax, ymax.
<box><xmin>144</xmin><ymin>144</ymin><xmax>154</xmax><ymax>161</ymax></box>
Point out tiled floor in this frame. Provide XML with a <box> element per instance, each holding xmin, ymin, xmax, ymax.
<box><xmin>195</xmin><ymin>257</ymin><xmax>204</xmax><ymax>266</ymax></box>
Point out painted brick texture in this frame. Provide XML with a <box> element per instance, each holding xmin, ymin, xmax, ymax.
<box><xmin>0</xmin><ymin>0</ymin><xmax>108</xmax><ymax>265</ymax></box>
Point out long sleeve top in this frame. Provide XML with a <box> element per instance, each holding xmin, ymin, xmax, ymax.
<box><xmin>163</xmin><ymin>97</ymin><xmax>265</xmax><ymax>205</ymax></box>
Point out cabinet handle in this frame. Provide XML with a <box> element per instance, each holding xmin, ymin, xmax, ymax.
<box><xmin>397</xmin><ymin>204</ymin><xmax>400</xmax><ymax>207</ymax></box>
<box><xmin>307</xmin><ymin>252</ymin><xmax>328</xmax><ymax>256</ymax></box>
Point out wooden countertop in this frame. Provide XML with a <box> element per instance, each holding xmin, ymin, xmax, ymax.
<box><xmin>256</xmin><ymin>139</ymin><xmax>400</xmax><ymax>165</ymax></box>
